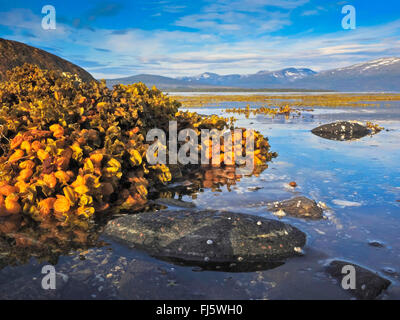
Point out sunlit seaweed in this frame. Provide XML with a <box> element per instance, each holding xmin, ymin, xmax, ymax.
<box><xmin>365</xmin><ymin>121</ymin><xmax>384</xmax><ymax>133</ymax></box>
<box><xmin>225</xmin><ymin>104</ymin><xmax>300</xmax><ymax>119</ymax></box>
<box><xmin>0</xmin><ymin>64</ymin><xmax>278</xmax><ymax>268</ymax></box>
<box><xmin>0</xmin><ymin>64</ymin><xmax>275</xmax><ymax>228</ymax></box>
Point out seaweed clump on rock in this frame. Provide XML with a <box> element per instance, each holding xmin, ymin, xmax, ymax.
<box><xmin>0</xmin><ymin>64</ymin><xmax>276</xmax><ymax>229</ymax></box>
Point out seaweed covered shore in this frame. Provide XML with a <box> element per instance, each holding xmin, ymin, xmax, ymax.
<box><xmin>0</xmin><ymin>64</ymin><xmax>276</xmax><ymax>266</ymax></box>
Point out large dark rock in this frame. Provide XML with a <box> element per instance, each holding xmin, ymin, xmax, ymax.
<box><xmin>326</xmin><ymin>260</ymin><xmax>391</xmax><ymax>300</ymax></box>
<box><xmin>0</xmin><ymin>38</ymin><xmax>95</xmax><ymax>82</ymax></box>
<box><xmin>311</xmin><ymin>121</ymin><xmax>372</xmax><ymax>141</ymax></box>
<box><xmin>268</xmin><ymin>197</ymin><xmax>323</xmax><ymax>220</ymax></box>
<box><xmin>103</xmin><ymin>210</ymin><xmax>306</xmax><ymax>272</ymax></box>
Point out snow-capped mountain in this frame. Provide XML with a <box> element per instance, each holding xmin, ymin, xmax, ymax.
<box><xmin>333</xmin><ymin>57</ymin><xmax>400</xmax><ymax>74</ymax></box>
<box><xmin>106</xmin><ymin>57</ymin><xmax>400</xmax><ymax>91</ymax></box>
<box><xmin>256</xmin><ymin>68</ymin><xmax>316</xmax><ymax>81</ymax></box>
<box><xmin>291</xmin><ymin>57</ymin><xmax>400</xmax><ymax>91</ymax></box>
<box><xmin>178</xmin><ymin>72</ymin><xmax>242</xmax><ymax>86</ymax></box>
<box><xmin>178</xmin><ymin>68</ymin><xmax>316</xmax><ymax>87</ymax></box>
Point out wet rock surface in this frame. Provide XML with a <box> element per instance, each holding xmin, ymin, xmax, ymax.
<box><xmin>0</xmin><ymin>38</ymin><xmax>95</xmax><ymax>82</ymax></box>
<box><xmin>268</xmin><ymin>197</ymin><xmax>324</xmax><ymax>220</ymax></box>
<box><xmin>326</xmin><ymin>260</ymin><xmax>391</xmax><ymax>300</ymax></box>
<box><xmin>103</xmin><ymin>210</ymin><xmax>307</xmax><ymax>272</ymax></box>
<box><xmin>311</xmin><ymin>121</ymin><xmax>372</xmax><ymax>141</ymax></box>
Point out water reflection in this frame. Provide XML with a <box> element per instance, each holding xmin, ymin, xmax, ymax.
<box><xmin>150</xmin><ymin>164</ymin><xmax>269</xmax><ymax>199</ymax></box>
<box><xmin>0</xmin><ymin>164</ymin><xmax>270</xmax><ymax>270</ymax></box>
<box><xmin>0</xmin><ymin>214</ymin><xmax>104</xmax><ymax>269</ymax></box>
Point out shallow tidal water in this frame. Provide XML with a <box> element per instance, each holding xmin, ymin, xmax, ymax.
<box><xmin>0</xmin><ymin>101</ymin><xmax>399</xmax><ymax>300</ymax></box>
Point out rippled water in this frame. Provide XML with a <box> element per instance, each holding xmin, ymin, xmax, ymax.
<box><xmin>0</xmin><ymin>102</ymin><xmax>399</xmax><ymax>300</ymax></box>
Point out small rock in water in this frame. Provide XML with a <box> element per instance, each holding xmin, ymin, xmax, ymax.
<box><xmin>248</xmin><ymin>187</ymin><xmax>263</xmax><ymax>192</ymax></box>
<box><xmin>268</xmin><ymin>197</ymin><xmax>323</xmax><ymax>220</ymax></box>
<box><xmin>368</xmin><ymin>241</ymin><xmax>385</xmax><ymax>248</ymax></box>
<box><xmin>381</xmin><ymin>267</ymin><xmax>397</xmax><ymax>276</ymax></box>
<box><xmin>311</xmin><ymin>121</ymin><xmax>374</xmax><ymax>141</ymax></box>
<box><xmin>325</xmin><ymin>260</ymin><xmax>391</xmax><ymax>300</ymax></box>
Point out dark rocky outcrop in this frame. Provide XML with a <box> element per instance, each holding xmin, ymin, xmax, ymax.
<box><xmin>268</xmin><ymin>196</ymin><xmax>324</xmax><ymax>220</ymax></box>
<box><xmin>0</xmin><ymin>38</ymin><xmax>94</xmax><ymax>82</ymax></box>
<box><xmin>326</xmin><ymin>260</ymin><xmax>391</xmax><ymax>300</ymax></box>
<box><xmin>311</xmin><ymin>121</ymin><xmax>372</xmax><ymax>141</ymax></box>
<box><xmin>103</xmin><ymin>210</ymin><xmax>307</xmax><ymax>272</ymax></box>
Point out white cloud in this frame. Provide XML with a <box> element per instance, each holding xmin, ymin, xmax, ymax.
<box><xmin>173</xmin><ymin>0</ymin><xmax>301</xmax><ymax>35</ymax></box>
<box><xmin>1</xmin><ymin>7</ymin><xmax>400</xmax><ymax>78</ymax></box>
<box><xmin>206</xmin><ymin>0</ymin><xmax>309</xmax><ymax>11</ymax></box>
<box><xmin>301</xmin><ymin>5</ymin><xmax>327</xmax><ymax>16</ymax></box>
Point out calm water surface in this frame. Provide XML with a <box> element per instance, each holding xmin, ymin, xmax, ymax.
<box><xmin>0</xmin><ymin>102</ymin><xmax>399</xmax><ymax>300</ymax></box>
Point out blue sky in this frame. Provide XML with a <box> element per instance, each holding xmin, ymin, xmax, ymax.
<box><xmin>1</xmin><ymin>0</ymin><xmax>400</xmax><ymax>78</ymax></box>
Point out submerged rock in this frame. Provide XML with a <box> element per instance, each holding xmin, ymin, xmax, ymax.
<box><xmin>268</xmin><ymin>197</ymin><xmax>323</xmax><ymax>220</ymax></box>
<box><xmin>311</xmin><ymin>121</ymin><xmax>373</xmax><ymax>141</ymax></box>
<box><xmin>326</xmin><ymin>260</ymin><xmax>391</xmax><ymax>300</ymax></box>
<box><xmin>368</xmin><ymin>240</ymin><xmax>385</xmax><ymax>248</ymax></box>
<box><xmin>103</xmin><ymin>210</ymin><xmax>306</xmax><ymax>272</ymax></box>
<box><xmin>248</xmin><ymin>186</ymin><xmax>263</xmax><ymax>192</ymax></box>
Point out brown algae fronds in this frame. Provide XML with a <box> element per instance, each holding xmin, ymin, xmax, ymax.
<box><xmin>0</xmin><ymin>64</ymin><xmax>276</xmax><ymax>227</ymax></box>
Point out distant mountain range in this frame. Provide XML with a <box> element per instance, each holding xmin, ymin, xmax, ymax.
<box><xmin>178</xmin><ymin>68</ymin><xmax>317</xmax><ymax>87</ymax></box>
<box><xmin>105</xmin><ymin>74</ymin><xmax>218</xmax><ymax>89</ymax></box>
<box><xmin>106</xmin><ymin>58</ymin><xmax>400</xmax><ymax>92</ymax></box>
<box><xmin>293</xmin><ymin>58</ymin><xmax>400</xmax><ymax>92</ymax></box>
<box><xmin>0</xmin><ymin>38</ymin><xmax>94</xmax><ymax>82</ymax></box>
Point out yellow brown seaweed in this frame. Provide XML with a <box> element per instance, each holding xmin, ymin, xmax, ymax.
<box><xmin>0</xmin><ymin>64</ymin><xmax>276</xmax><ymax>227</ymax></box>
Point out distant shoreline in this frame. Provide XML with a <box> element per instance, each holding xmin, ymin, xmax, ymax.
<box><xmin>163</xmin><ymin>88</ymin><xmax>335</xmax><ymax>93</ymax></box>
